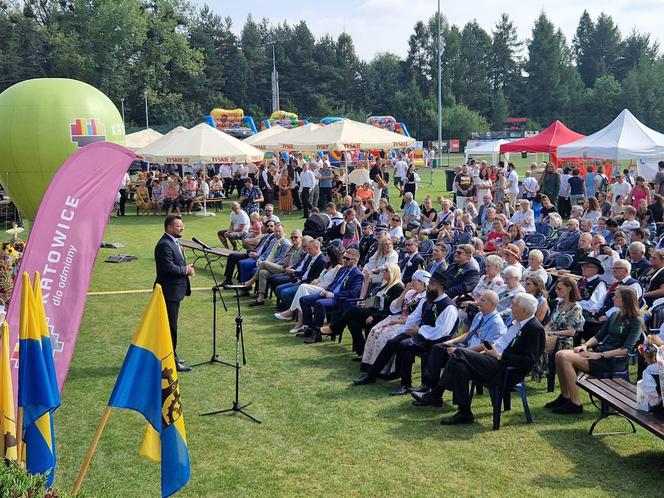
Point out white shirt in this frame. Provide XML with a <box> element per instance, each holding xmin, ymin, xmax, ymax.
<box><xmin>394</xmin><ymin>160</ymin><xmax>408</xmax><ymax>178</ymax></box>
<box><xmin>299</xmin><ymin>170</ymin><xmax>316</xmax><ymax>190</ymax></box>
<box><xmin>611</xmin><ymin>181</ymin><xmax>631</xmax><ymax>199</ymax></box>
<box><xmin>511</xmin><ymin>209</ymin><xmax>535</xmax><ymax>233</ymax></box>
<box><xmin>120</xmin><ymin>172</ymin><xmax>130</xmax><ymax>188</ymax></box>
<box><xmin>589</xmin><ymin>250</ymin><xmax>620</xmax><ymax>284</ymax></box>
<box><xmin>388</xmin><ymin>225</ymin><xmax>404</xmax><ymax>241</ymax></box>
<box><xmin>578</xmin><ymin>275</ymin><xmax>607</xmax><ymax>313</ymax></box>
<box><xmin>403</xmin><ymin>293</ymin><xmax>459</xmax><ymax>341</ymax></box>
<box><xmin>494</xmin><ymin>316</ymin><xmax>534</xmax><ymax>354</ymax></box>
<box><xmin>263</xmin><ymin>213</ymin><xmax>281</xmax><ymax>224</ymax></box>
<box><xmin>230</xmin><ymin>210</ymin><xmax>250</xmax><ymax>233</ymax></box>
<box><xmin>219</xmin><ymin>164</ymin><xmax>232</xmax><ymax>178</ymax></box>
<box><xmin>523</xmin><ymin>177</ymin><xmax>539</xmax><ymax>197</ymax></box>
<box><xmin>507</xmin><ymin>170</ymin><xmax>519</xmax><ymax>194</ymax></box>
<box><xmin>559</xmin><ymin>174</ymin><xmax>571</xmax><ymax>196</ymax></box>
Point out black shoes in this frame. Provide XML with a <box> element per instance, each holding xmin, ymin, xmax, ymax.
<box><xmin>440</xmin><ymin>411</ymin><xmax>474</xmax><ymax>425</ymax></box>
<box><xmin>248</xmin><ymin>300</ymin><xmax>265</xmax><ymax>307</ymax></box>
<box><xmin>389</xmin><ymin>385</ymin><xmax>411</xmax><ymax>396</ymax></box>
<box><xmin>551</xmin><ymin>400</ymin><xmax>583</xmax><ymax>414</ymax></box>
<box><xmin>353</xmin><ymin>374</ymin><xmax>376</xmax><ymax>385</ymax></box>
<box><xmin>410</xmin><ymin>385</ymin><xmax>430</xmax><ymax>394</ymax></box>
<box><xmin>304</xmin><ymin>333</ymin><xmax>322</xmax><ymax>344</ymax></box>
<box><xmin>411</xmin><ymin>391</ymin><xmax>443</xmax><ymax>407</ymax></box>
<box><xmin>544</xmin><ymin>394</ymin><xmax>568</xmax><ymax>409</ymax></box>
<box><xmin>176</xmin><ymin>360</ymin><xmax>192</xmax><ymax>372</ymax></box>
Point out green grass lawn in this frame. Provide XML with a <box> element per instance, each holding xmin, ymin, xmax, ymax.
<box><xmin>17</xmin><ymin>165</ymin><xmax>663</xmax><ymax>497</ymax></box>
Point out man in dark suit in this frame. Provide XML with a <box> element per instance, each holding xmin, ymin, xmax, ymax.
<box><xmin>442</xmin><ymin>243</ymin><xmax>480</xmax><ymax>299</ymax></box>
<box><xmin>300</xmin><ymin>248</ymin><xmax>364</xmax><ymax>343</ymax></box>
<box><xmin>221</xmin><ymin>220</ymin><xmax>276</xmax><ymax>286</ymax></box>
<box><xmin>399</xmin><ymin>237</ymin><xmax>425</xmax><ymax>284</ymax></box>
<box><xmin>413</xmin><ymin>293</ymin><xmax>544</xmax><ymax>424</ymax></box>
<box><xmin>154</xmin><ymin>215</ymin><xmax>195</xmax><ymax>372</ymax></box>
<box><xmin>273</xmin><ymin>239</ymin><xmax>326</xmax><ymax>308</ymax></box>
<box><xmin>358</xmin><ymin>221</ymin><xmax>377</xmax><ymax>266</ymax></box>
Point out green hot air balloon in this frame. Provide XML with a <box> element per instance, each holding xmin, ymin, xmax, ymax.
<box><xmin>0</xmin><ymin>78</ymin><xmax>125</xmax><ymax>219</ymax></box>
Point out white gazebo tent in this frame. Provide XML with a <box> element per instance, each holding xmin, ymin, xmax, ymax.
<box><xmin>283</xmin><ymin>119</ymin><xmax>416</xmax><ymax>151</ymax></box>
<box><xmin>124</xmin><ymin>128</ymin><xmax>163</xmax><ymax>151</ymax></box>
<box><xmin>258</xmin><ymin>123</ymin><xmax>321</xmax><ymax>151</ymax></box>
<box><xmin>464</xmin><ymin>139</ymin><xmax>510</xmax><ymax>164</ymax></box>
<box><xmin>243</xmin><ymin>125</ymin><xmax>288</xmax><ymax>148</ymax></box>
<box><xmin>140</xmin><ymin>123</ymin><xmax>264</xmax><ymax>216</ymax></box>
<box><xmin>557</xmin><ymin>109</ymin><xmax>664</xmax><ymax>180</ymax></box>
<box><xmin>137</xmin><ymin>126</ymin><xmax>189</xmax><ymax>161</ymax></box>
<box><xmin>141</xmin><ymin>123</ymin><xmax>263</xmax><ymax>164</ymax></box>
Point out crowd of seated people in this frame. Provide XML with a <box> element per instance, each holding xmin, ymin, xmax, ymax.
<box><xmin>205</xmin><ymin>156</ymin><xmax>664</xmax><ymax>425</ymax></box>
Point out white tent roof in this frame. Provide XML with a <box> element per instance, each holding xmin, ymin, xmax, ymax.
<box><xmin>243</xmin><ymin>125</ymin><xmax>288</xmax><ymax>147</ymax></box>
<box><xmin>557</xmin><ymin>109</ymin><xmax>664</xmax><ymax>160</ymax></box>
<box><xmin>124</xmin><ymin>128</ymin><xmax>163</xmax><ymax>151</ymax></box>
<box><xmin>282</xmin><ymin>119</ymin><xmax>416</xmax><ymax>152</ymax></box>
<box><xmin>141</xmin><ymin>123</ymin><xmax>264</xmax><ymax>164</ymax></box>
<box><xmin>138</xmin><ymin>126</ymin><xmax>188</xmax><ymax>160</ymax></box>
<box><xmin>257</xmin><ymin>123</ymin><xmax>321</xmax><ymax>151</ymax></box>
<box><xmin>464</xmin><ymin>139</ymin><xmax>510</xmax><ymax>157</ymax></box>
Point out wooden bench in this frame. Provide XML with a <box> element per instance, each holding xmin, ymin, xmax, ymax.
<box><xmin>576</xmin><ymin>374</ymin><xmax>664</xmax><ymax>438</ymax></box>
<box><xmin>180</xmin><ymin>239</ymin><xmax>232</xmax><ymax>269</ymax></box>
<box><xmin>134</xmin><ymin>197</ymin><xmax>225</xmax><ymax>215</ymax></box>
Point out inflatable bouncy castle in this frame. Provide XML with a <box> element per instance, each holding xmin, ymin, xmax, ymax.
<box><xmin>261</xmin><ymin>110</ymin><xmax>308</xmax><ymax>130</ymax></box>
<box><xmin>206</xmin><ymin>108</ymin><xmax>257</xmax><ymax>138</ymax></box>
<box><xmin>367</xmin><ymin>116</ymin><xmax>411</xmax><ymax>137</ymax></box>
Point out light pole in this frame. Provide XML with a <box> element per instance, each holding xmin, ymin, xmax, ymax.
<box><xmin>143</xmin><ymin>89</ymin><xmax>149</xmax><ymax>129</ymax></box>
<box><xmin>120</xmin><ymin>97</ymin><xmax>125</xmax><ymax>124</ymax></box>
<box><xmin>437</xmin><ymin>0</ymin><xmax>443</xmax><ymax>167</ymax></box>
<box><xmin>269</xmin><ymin>41</ymin><xmax>280</xmax><ymax>113</ymax></box>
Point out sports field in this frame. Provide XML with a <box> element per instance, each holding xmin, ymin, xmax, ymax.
<box><xmin>12</xmin><ymin>160</ymin><xmax>662</xmax><ymax>497</ymax></box>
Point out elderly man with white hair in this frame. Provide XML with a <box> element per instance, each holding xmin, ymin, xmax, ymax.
<box><xmin>423</xmin><ymin>293</ymin><xmax>545</xmax><ymax>425</ymax></box>
<box><xmin>413</xmin><ymin>290</ymin><xmax>507</xmax><ymax>403</ymax></box>
<box><xmin>628</xmin><ymin>241</ymin><xmax>649</xmax><ymax>278</ymax></box>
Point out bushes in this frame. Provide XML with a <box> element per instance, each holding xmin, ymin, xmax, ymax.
<box><xmin>0</xmin><ymin>462</ymin><xmax>79</xmax><ymax>498</ymax></box>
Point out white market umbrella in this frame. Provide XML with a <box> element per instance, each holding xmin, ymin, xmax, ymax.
<box><xmin>138</xmin><ymin>126</ymin><xmax>189</xmax><ymax>160</ymax></box>
<box><xmin>124</xmin><ymin>128</ymin><xmax>163</xmax><ymax>151</ymax></box>
<box><xmin>244</xmin><ymin>125</ymin><xmax>288</xmax><ymax>147</ymax></box>
<box><xmin>259</xmin><ymin>123</ymin><xmax>321</xmax><ymax>151</ymax></box>
<box><xmin>284</xmin><ymin>119</ymin><xmax>416</xmax><ymax>152</ymax></box>
<box><xmin>142</xmin><ymin>123</ymin><xmax>264</xmax><ymax>164</ymax></box>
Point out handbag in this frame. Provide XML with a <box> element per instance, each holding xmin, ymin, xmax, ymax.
<box><xmin>364</xmin><ymin>295</ymin><xmax>381</xmax><ymax>309</ymax></box>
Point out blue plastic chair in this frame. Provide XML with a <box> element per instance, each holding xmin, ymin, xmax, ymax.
<box><xmin>471</xmin><ymin>366</ymin><xmax>534</xmax><ymax>430</ymax></box>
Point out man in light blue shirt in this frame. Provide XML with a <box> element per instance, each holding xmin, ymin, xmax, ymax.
<box><xmin>416</xmin><ymin>290</ymin><xmax>506</xmax><ymax>399</ymax></box>
<box><xmin>402</xmin><ymin>192</ymin><xmax>421</xmax><ymax>229</ymax></box>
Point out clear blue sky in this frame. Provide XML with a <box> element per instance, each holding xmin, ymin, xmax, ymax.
<box><xmin>196</xmin><ymin>0</ymin><xmax>663</xmax><ymax>60</ymax></box>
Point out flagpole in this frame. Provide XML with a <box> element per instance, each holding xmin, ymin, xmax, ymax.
<box><xmin>16</xmin><ymin>406</ymin><xmax>23</xmax><ymax>465</ymax></box>
<box><xmin>72</xmin><ymin>407</ymin><xmax>113</xmax><ymax>496</ymax></box>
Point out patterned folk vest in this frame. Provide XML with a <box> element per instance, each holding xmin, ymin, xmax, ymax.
<box><xmin>579</xmin><ymin>277</ymin><xmax>603</xmax><ymax>301</ymax></box>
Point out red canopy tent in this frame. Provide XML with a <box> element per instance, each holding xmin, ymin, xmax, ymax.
<box><xmin>499</xmin><ymin>120</ymin><xmax>585</xmax><ymax>166</ymax></box>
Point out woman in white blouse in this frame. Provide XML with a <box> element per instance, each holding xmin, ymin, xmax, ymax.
<box><xmin>510</xmin><ymin>199</ymin><xmax>536</xmax><ymax>233</ymax></box>
<box><xmin>273</xmin><ymin>246</ymin><xmax>343</xmax><ymax>333</ymax></box>
<box><xmin>359</xmin><ymin>238</ymin><xmax>399</xmax><ymax>298</ymax></box>
<box><xmin>522</xmin><ymin>249</ymin><xmax>549</xmax><ymax>285</ymax></box>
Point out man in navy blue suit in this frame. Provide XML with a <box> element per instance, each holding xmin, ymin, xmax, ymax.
<box><xmin>154</xmin><ymin>215</ymin><xmax>195</xmax><ymax>372</ymax></box>
<box><xmin>300</xmin><ymin>248</ymin><xmax>364</xmax><ymax>343</ymax></box>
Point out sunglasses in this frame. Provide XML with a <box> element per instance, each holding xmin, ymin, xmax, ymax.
<box><xmin>342</xmin><ymin>256</ymin><xmax>354</xmax><ymax>261</ymax></box>
<box><xmin>291</xmin><ymin>235</ymin><xmax>300</xmax><ymax>239</ymax></box>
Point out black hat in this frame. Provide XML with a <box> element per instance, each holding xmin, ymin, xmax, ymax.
<box><xmin>579</xmin><ymin>257</ymin><xmax>604</xmax><ymax>274</ymax></box>
<box><xmin>361</xmin><ymin>221</ymin><xmax>374</xmax><ymax>229</ymax></box>
<box><xmin>374</xmin><ymin>224</ymin><xmax>387</xmax><ymax>233</ymax></box>
<box><xmin>430</xmin><ymin>269</ymin><xmax>453</xmax><ymax>288</ymax></box>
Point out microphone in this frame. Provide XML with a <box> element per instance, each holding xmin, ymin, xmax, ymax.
<box><xmin>192</xmin><ymin>237</ymin><xmax>211</xmax><ymax>250</ymax></box>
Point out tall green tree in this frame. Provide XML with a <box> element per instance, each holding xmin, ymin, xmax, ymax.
<box><xmin>455</xmin><ymin>21</ymin><xmax>492</xmax><ymax>115</ymax></box>
<box><xmin>572</xmin><ymin>10</ymin><xmax>595</xmax><ymax>87</ymax></box>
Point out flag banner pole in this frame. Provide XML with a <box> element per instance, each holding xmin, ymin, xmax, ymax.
<box><xmin>72</xmin><ymin>406</ymin><xmax>112</xmax><ymax>496</ymax></box>
<box><xmin>16</xmin><ymin>406</ymin><xmax>23</xmax><ymax>465</ymax></box>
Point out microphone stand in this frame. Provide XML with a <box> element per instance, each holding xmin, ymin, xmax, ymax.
<box><xmin>201</xmin><ymin>286</ymin><xmax>260</xmax><ymax>423</ymax></box>
<box><xmin>190</xmin><ymin>238</ymin><xmax>233</xmax><ymax>369</ymax></box>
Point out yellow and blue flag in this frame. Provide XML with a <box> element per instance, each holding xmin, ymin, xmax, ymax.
<box><xmin>18</xmin><ymin>272</ymin><xmax>60</xmax><ymax>486</ymax></box>
<box><xmin>0</xmin><ymin>320</ymin><xmax>17</xmax><ymax>461</ymax></box>
<box><xmin>108</xmin><ymin>284</ymin><xmax>190</xmax><ymax>498</ymax></box>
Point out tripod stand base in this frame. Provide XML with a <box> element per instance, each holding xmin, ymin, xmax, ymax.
<box><xmin>200</xmin><ymin>402</ymin><xmax>261</xmax><ymax>424</ymax></box>
<box><xmin>190</xmin><ymin>355</ymin><xmax>235</xmax><ymax>369</ymax></box>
